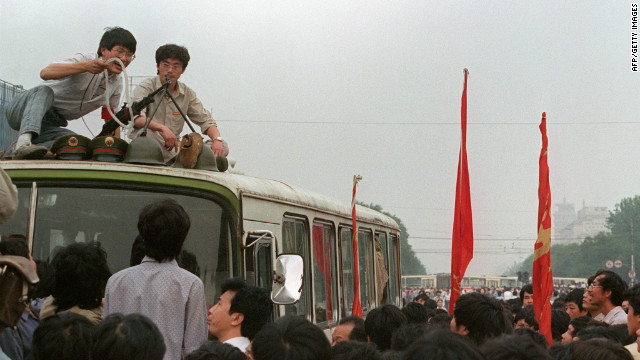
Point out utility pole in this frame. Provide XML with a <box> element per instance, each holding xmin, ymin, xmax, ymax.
<box><xmin>632</xmin><ymin>219</ymin><xmax>635</xmax><ymax>286</ymax></box>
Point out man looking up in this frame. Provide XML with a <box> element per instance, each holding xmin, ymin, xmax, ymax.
<box><xmin>3</xmin><ymin>27</ymin><xmax>136</xmax><ymax>158</ymax></box>
<box><xmin>207</xmin><ymin>278</ymin><xmax>272</xmax><ymax>352</ymax></box>
<box><xmin>131</xmin><ymin>44</ymin><xmax>228</xmax><ymax>163</ymax></box>
<box><xmin>587</xmin><ymin>269</ymin><xmax>628</xmax><ymax>325</ymax></box>
<box><xmin>104</xmin><ymin>199</ymin><xmax>207</xmax><ymax>360</ymax></box>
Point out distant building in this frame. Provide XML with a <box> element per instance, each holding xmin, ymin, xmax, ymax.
<box><xmin>553</xmin><ymin>199</ymin><xmax>609</xmax><ymax>243</ymax></box>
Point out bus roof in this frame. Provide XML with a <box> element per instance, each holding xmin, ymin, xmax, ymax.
<box><xmin>1</xmin><ymin>160</ymin><xmax>399</xmax><ymax>229</ymax></box>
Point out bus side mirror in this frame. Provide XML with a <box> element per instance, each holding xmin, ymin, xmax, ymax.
<box><xmin>271</xmin><ymin>254</ymin><xmax>303</xmax><ymax>304</ymax></box>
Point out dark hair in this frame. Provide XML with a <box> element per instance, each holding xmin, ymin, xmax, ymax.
<box><xmin>429</xmin><ymin>313</ymin><xmax>453</xmax><ymax>330</ymax></box>
<box><xmin>185</xmin><ymin>340</ymin><xmax>247</xmax><ymax>360</ymax></box>
<box><xmin>224</xmin><ymin>279</ymin><xmax>272</xmax><ymax>340</ymax></box>
<box><xmin>390</xmin><ymin>323</ymin><xmax>431</xmax><ymax>351</ymax></box>
<box><xmin>552</xmin><ymin>297</ymin><xmax>566</xmax><ymax>311</ymax></box>
<box><xmin>453</xmin><ymin>292</ymin><xmax>513</xmax><ymax>346</ymax></box>
<box><xmin>551</xmin><ymin>309</ymin><xmax>571</xmax><ymax>343</ymax></box>
<box><xmin>575</xmin><ymin>326</ymin><xmax>619</xmax><ymax>342</ymax></box>
<box><xmin>593</xmin><ymin>269</ymin><xmax>628</xmax><ymax>306</ymax></box>
<box><xmin>624</xmin><ymin>283</ymin><xmax>640</xmax><ymax>316</ymax></box>
<box><xmin>567</xmin><ymin>316</ymin><xmax>593</xmax><ymax>338</ymax></box>
<box><xmin>413</xmin><ymin>294</ymin><xmax>429</xmax><ymax>303</ymax></box>
<box><xmin>338</xmin><ymin>316</ymin><xmax>367</xmax><ymax>342</ymax></box>
<box><xmin>97</xmin><ymin>27</ymin><xmax>136</xmax><ymax>57</ymax></box>
<box><xmin>138</xmin><ymin>199</ymin><xmax>191</xmax><ymax>262</ymax></box>
<box><xmin>32</xmin><ymin>312</ymin><xmax>94</xmax><ymax>360</ymax></box>
<box><xmin>565</xmin><ymin>288</ymin><xmax>586</xmax><ymax>312</ymax></box>
<box><xmin>129</xmin><ymin>235</ymin><xmax>145</xmax><ymax>266</ymax></box>
<box><xmin>404</xmin><ymin>329</ymin><xmax>485</xmax><ymax>360</ymax></box>
<box><xmin>155</xmin><ymin>44</ymin><xmax>190</xmax><ymax>70</ymax></box>
<box><xmin>92</xmin><ymin>313</ymin><xmax>165</xmax><ymax>360</ymax></box>
<box><xmin>51</xmin><ymin>242</ymin><xmax>111</xmax><ymax>311</ymax></box>
<box><xmin>480</xmin><ymin>334</ymin><xmax>551</xmax><ymax>360</ymax></box>
<box><xmin>364</xmin><ymin>305</ymin><xmax>408</xmax><ymax>351</ymax></box>
<box><xmin>514</xmin><ymin>328</ymin><xmax>548</xmax><ymax>349</ymax></box>
<box><xmin>570</xmin><ymin>338</ymin><xmax>633</xmax><ymax>360</ymax></box>
<box><xmin>424</xmin><ymin>298</ymin><xmax>438</xmax><ymax>310</ymax></box>
<box><xmin>0</xmin><ymin>234</ymin><xmax>29</xmax><ymax>258</ymax></box>
<box><xmin>402</xmin><ymin>301</ymin><xmax>429</xmax><ymax>324</ymax></box>
<box><xmin>252</xmin><ymin>315</ymin><xmax>330</xmax><ymax>360</ymax></box>
<box><xmin>514</xmin><ymin>305</ymin><xmax>539</xmax><ymax>331</ymax></box>
<box><xmin>330</xmin><ymin>341</ymin><xmax>382</xmax><ymax>360</ymax></box>
<box><xmin>520</xmin><ymin>284</ymin><xmax>534</xmax><ymax>303</ymax></box>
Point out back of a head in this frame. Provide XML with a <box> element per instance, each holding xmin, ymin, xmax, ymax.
<box><xmin>252</xmin><ymin>315</ymin><xmax>330</xmax><ymax>360</ymax></box>
<box><xmin>575</xmin><ymin>326</ymin><xmax>618</xmax><ymax>342</ymax></box>
<box><xmin>514</xmin><ymin>328</ymin><xmax>548</xmax><ymax>349</ymax></box>
<box><xmin>330</xmin><ymin>341</ymin><xmax>382</xmax><ymax>360</ymax></box>
<box><xmin>570</xmin><ymin>338</ymin><xmax>633</xmax><ymax>360</ymax></box>
<box><xmin>390</xmin><ymin>323</ymin><xmax>431</xmax><ymax>351</ymax></box>
<box><xmin>429</xmin><ymin>313</ymin><xmax>452</xmax><ymax>330</ymax></box>
<box><xmin>480</xmin><ymin>334</ymin><xmax>551</xmax><ymax>360</ymax></box>
<box><xmin>92</xmin><ymin>313</ymin><xmax>166</xmax><ymax>360</ymax></box>
<box><xmin>32</xmin><ymin>312</ymin><xmax>94</xmax><ymax>360</ymax></box>
<box><xmin>364</xmin><ymin>305</ymin><xmax>408</xmax><ymax>351</ymax></box>
<box><xmin>404</xmin><ymin>329</ymin><xmax>485</xmax><ymax>360</ymax></box>
<box><xmin>402</xmin><ymin>301</ymin><xmax>428</xmax><ymax>324</ymax></box>
<box><xmin>551</xmin><ymin>309</ymin><xmax>571</xmax><ymax>343</ymax></box>
<box><xmin>0</xmin><ymin>235</ymin><xmax>29</xmax><ymax>258</ymax></box>
<box><xmin>51</xmin><ymin>242</ymin><xmax>111</xmax><ymax>311</ymax></box>
<box><xmin>624</xmin><ymin>283</ymin><xmax>640</xmax><ymax>317</ymax></box>
<box><xmin>138</xmin><ymin>199</ymin><xmax>191</xmax><ymax>262</ymax></box>
<box><xmin>453</xmin><ymin>292</ymin><xmax>513</xmax><ymax>346</ymax></box>
<box><xmin>185</xmin><ymin>341</ymin><xmax>247</xmax><ymax>360</ymax></box>
<box><xmin>339</xmin><ymin>316</ymin><xmax>367</xmax><ymax>342</ymax></box>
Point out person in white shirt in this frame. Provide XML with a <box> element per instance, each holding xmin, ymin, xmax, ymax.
<box><xmin>587</xmin><ymin>269</ymin><xmax>628</xmax><ymax>325</ymax></box>
<box><xmin>207</xmin><ymin>278</ymin><xmax>272</xmax><ymax>353</ymax></box>
<box><xmin>3</xmin><ymin>27</ymin><xmax>136</xmax><ymax>159</ymax></box>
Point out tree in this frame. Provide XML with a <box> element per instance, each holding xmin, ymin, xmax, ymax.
<box><xmin>361</xmin><ymin>202</ymin><xmax>427</xmax><ymax>275</ymax></box>
<box><xmin>510</xmin><ymin>195</ymin><xmax>640</xmax><ymax>282</ymax></box>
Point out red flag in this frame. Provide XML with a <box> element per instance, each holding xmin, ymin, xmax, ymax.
<box><xmin>450</xmin><ymin>69</ymin><xmax>473</xmax><ymax>314</ymax></box>
<box><xmin>534</xmin><ymin>112</ymin><xmax>553</xmax><ymax>346</ymax></box>
<box><xmin>351</xmin><ymin>175</ymin><xmax>363</xmax><ymax>317</ymax></box>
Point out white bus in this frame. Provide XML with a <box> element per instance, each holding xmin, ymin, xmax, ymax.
<box><xmin>0</xmin><ymin>159</ymin><xmax>402</xmax><ymax>329</ymax></box>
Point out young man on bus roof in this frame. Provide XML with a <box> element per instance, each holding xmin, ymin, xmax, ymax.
<box><xmin>2</xmin><ymin>27</ymin><xmax>136</xmax><ymax>159</ymax></box>
<box><xmin>130</xmin><ymin>44</ymin><xmax>228</xmax><ymax>163</ymax></box>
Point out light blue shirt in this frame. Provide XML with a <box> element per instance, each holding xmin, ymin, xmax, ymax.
<box><xmin>104</xmin><ymin>256</ymin><xmax>208</xmax><ymax>360</ymax></box>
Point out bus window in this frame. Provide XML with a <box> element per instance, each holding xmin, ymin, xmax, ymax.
<box><xmin>358</xmin><ymin>229</ymin><xmax>375</xmax><ymax>313</ymax></box>
<box><xmin>376</xmin><ymin>232</ymin><xmax>390</xmax><ymax>304</ymax></box>
<box><xmin>340</xmin><ymin>227</ymin><xmax>355</xmax><ymax>316</ymax></box>
<box><xmin>389</xmin><ymin>234</ymin><xmax>400</xmax><ymax>305</ymax></box>
<box><xmin>0</xmin><ymin>185</ymin><xmax>31</xmax><ymax>240</ymax></box>
<box><xmin>0</xmin><ymin>185</ymin><xmax>234</xmax><ymax>306</ymax></box>
<box><xmin>282</xmin><ymin>216</ymin><xmax>309</xmax><ymax>318</ymax></box>
<box><xmin>312</xmin><ymin>222</ymin><xmax>337</xmax><ymax>326</ymax></box>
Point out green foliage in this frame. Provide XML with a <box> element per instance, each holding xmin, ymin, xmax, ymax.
<box><xmin>360</xmin><ymin>202</ymin><xmax>427</xmax><ymax>275</ymax></box>
<box><xmin>510</xmin><ymin>195</ymin><xmax>640</xmax><ymax>281</ymax></box>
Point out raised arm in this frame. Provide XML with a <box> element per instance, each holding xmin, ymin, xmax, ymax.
<box><xmin>40</xmin><ymin>58</ymin><xmax>109</xmax><ymax>80</ymax></box>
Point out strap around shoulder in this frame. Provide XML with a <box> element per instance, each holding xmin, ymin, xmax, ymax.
<box><xmin>0</xmin><ymin>255</ymin><xmax>39</xmax><ymax>284</ymax></box>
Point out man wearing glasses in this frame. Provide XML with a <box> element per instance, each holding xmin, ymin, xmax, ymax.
<box><xmin>130</xmin><ymin>44</ymin><xmax>228</xmax><ymax>163</ymax></box>
<box><xmin>585</xmin><ymin>269</ymin><xmax>628</xmax><ymax>325</ymax></box>
<box><xmin>2</xmin><ymin>27</ymin><xmax>137</xmax><ymax>159</ymax></box>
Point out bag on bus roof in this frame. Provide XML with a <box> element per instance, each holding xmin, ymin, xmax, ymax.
<box><xmin>0</xmin><ymin>255</ymin><xmax>39</xmax><ymax>328</ymax></box>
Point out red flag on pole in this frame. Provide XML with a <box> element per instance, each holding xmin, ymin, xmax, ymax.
<box><xmin>450</xmin><ymin>69</ymin><xmax>473</xmax><ymax>314</ymax></box>
<box><xmin>534</xmin><ymin>112</ymin><xmax>553</xmax><ymax>346</ymax></box>
<box><xmin>351</xmin><ymin>175</ymin><xmax>363</xmax><ymax>317</ymax></box>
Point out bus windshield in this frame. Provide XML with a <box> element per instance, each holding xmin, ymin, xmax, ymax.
<box><xmin>0</xmin><ymin>184</ymin><xmax>234</xmax><ymax>305</ymax></box>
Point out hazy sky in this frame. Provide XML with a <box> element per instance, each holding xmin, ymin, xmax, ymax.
<box><xmin>2</xmin><ymin>1</ymin><xmax>639</xmax><ymax>275</ymax></box>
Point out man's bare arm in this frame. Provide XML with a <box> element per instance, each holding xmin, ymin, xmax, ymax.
<box><xmin>40</xmin><ymin>59</ymin><xmax>109</xmax><ymax>80</ymax></box>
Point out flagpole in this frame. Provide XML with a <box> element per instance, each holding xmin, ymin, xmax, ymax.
<box><xmin>351</xmin><ymin>175</ymin><xmax>363</xmax><ymax>317</ymax></box>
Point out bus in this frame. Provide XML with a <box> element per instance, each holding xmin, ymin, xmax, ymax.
<box><xmin>402</xmin><ymin>274</ymin><xmax>587</xmax><ymax>291</ymax></box>
<box><xmin>0</xmin><ymin>158</ymin><xmax>402</xmax><ymax>329</ymax></box>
